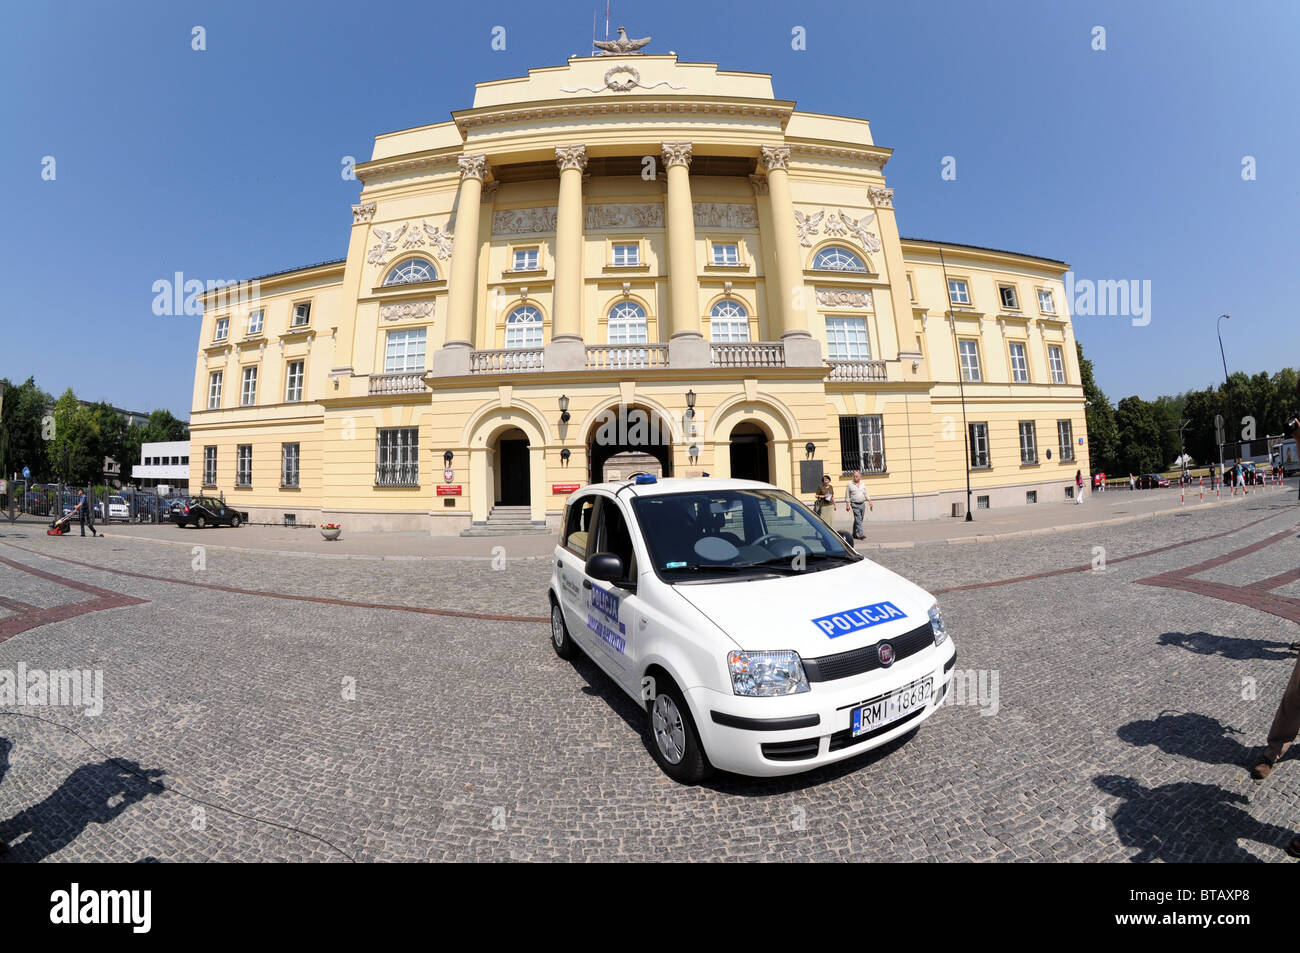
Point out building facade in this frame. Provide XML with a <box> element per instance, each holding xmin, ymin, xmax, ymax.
<box><xmin>132</xmin><ymin>440</ymin><xmax>191</xmax><ymax>492</ymax></box>
<box><xmin>189</xmin><ymin>44</ymin><xmax>1089</xmax><ymax>533</ymax></box>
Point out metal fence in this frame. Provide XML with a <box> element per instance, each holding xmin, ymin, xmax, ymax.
<box><xmin>3</xmin><ymin>482</ymin><xmax>193</xmax><ymax>526</ymax></box>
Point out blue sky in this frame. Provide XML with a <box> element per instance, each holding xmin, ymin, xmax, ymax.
<box><xmin>2</xmin><ymin>0</ymin><xmax>1297</xmax><ymax>418</ymax></box>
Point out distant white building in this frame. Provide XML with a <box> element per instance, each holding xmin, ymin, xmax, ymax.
<box><xmin>133</xmin><ymin>441</ymin><xmax>190</xmax><ymax>492</ymax></box>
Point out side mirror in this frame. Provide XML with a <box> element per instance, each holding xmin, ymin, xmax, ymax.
<box><xmin>837</xmin><ymin>530</ymin><xmax>855</xmax><ymax>546</ymax></box>
<box><xmin>585</xmin><ymin>552</ymin><xmax>626</xmax><ymax>584</ymax></box>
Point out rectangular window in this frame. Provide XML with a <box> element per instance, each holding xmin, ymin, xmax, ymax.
<box><xmin>384</xmin><ymin>328</ymin><xmax>427</xmax><ymax>374</ymax></box>
<box><xmin>1058</xmin><ymin>420</ymin><xmax>1075</xmax><ymax>461</ymax></box>
<box><xmin>1009</xmin><ymin>341</ymin><xmax>1030</xmax><ymax>383</ymax></box>
<box><xmin>611</xmin><ymin>243</ymin><xmax>640</xmax><ymax>266</ymax></box>
<box><xmin>1038</xmin><ymin>289</ymin><xmax>1056</xmax><ymax>314</ymax></box>
<box><xmin>1026</xmin><ymin>490</ymin><xmax>1037</xmax><ymax>504</ymax></box>
<box><xmin>207</xmin><ymin>371</ymin><xmax>223</xmax><ymax>409</ymax></box>
<box><xmin>711</xmin><ymin>242</ymin><xmax>740</xmax><ymax>266</ymax></box>
<box><xmin>512</xmin><ymin>248</ymin><xmax>539</xmax><ymax>271</ymax></box>
<box><xmin>1048</xmin><ymin>344</ymin><xmax>1067</xmax><ymax>384</ymax></box>
<box><xmin>236</xmin><ymin>445</ymin><xmax>252</xmax><ymax>487</ymax></box>
<box><xmin>376</xmin><ymin>427</ymin><xmax>419</xmax><ymax>486</ymax></box>
<box><xmin>240</xmin><ymin>366</ymin><xmax>258</xmax><ymax>406</ymax></box>
<box><xmin>959</xmin><ymin>339</ymin><xmax>982</xmax><ymax>382</ymax></box>
<box><xmin>281</xmin><ymin>443</ymin><xmax>300</xmax><ymax>488</ymax></box>
<box><xmin>977</xmin><ymin>495</ymin><xmax>990</xmax><ymax>510</ymax></box>
<box><xmin>1019</xmin><ymin>421</ymin><xmax>1038</xmax><ymax>464</ymax></box>
<box><xmin>825</xmin><ymin>317</ymin><xmax>872</xmax><ymax>361</ymax></box>
<box><xmin>969</xmin><ymin>422</ymin><xmax>990</xmax><ymax>469</ymax></box>
<box><xmin>285</xmin><ymin>360</ymin><xmax>304</xmax><ymax>402</ymax></box>
<box><xmin>839</xmin><ymin>416</ymin><xmax>886</xmax><ymax>474</ymax></box>
<box><xmin>246</xmin><ymin>309</ymin><xmax>264</xmax><ymax>336</ymax></box>
<box><xmin>203</xmin><ymin>446</ymin><xmax>217</xmax><ymax>486</ymax></box>
<box><xmin>214</xmin><ymin>317</ymin><xmax>229</xmax><ymax>341</ymax></box>
<box><xmin>292</xmin><ymin>302</ymin><xmax>311</xmax><ymax>327</ymax></box>
<box><xmin>906</xmin><ymin>273</ymin><xmax>915</xmax><ymax>302</ymax></box>
<box><xmin>998</xmin><ymin>284</ymin><xmax>1020</xmax><ymax>310</ymax></box>
<box><xmin>948</xmin><ymin>279</ymin><xmax>970</xmax><ymax>306</ymax></box>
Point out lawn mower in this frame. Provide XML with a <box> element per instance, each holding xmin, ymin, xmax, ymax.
<box><xmin>47</xmin><ymin>510</ymin><xmax>75</xmax><ymax>535</ymax></box>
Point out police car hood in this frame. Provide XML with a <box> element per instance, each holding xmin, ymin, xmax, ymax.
<box><xmin>672</xmin><ymin>557</ymin><xmax>936</xmax><ymax>657</ymax></box>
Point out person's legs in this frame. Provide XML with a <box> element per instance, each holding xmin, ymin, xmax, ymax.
<box><xmin>1254</xmin><ymin>654</ymin><xmax>1300</xmax><ymax>778</ymax></box>
<box><xmin>851</xmin><ymin>501</ymin><xmax>864</xmax><ymax>538</ymax></box>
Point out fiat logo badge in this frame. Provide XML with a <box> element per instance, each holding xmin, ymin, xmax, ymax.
<box><xmin>877</xmin><ymin>642</ymin><xmax>895</xmax><ymax>667</ymax></box>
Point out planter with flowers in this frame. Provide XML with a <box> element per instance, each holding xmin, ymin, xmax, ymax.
<box><xmin>320</xmin><ymin>523</ymin><xmax>342</xmax><ymax>541</ymax></box>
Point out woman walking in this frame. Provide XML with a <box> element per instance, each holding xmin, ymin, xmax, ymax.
<box><xmin>1075</xmin><ymin>469</ymin><xmax>1084</xmax><ymax>504</ymax></box>
<box><xmin>813</xmin><ymin>475</ymin><xmax>835</xmax><ymax>524</ymax></box>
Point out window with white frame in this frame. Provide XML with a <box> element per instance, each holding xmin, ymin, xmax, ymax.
<box><xmin>511</xmin><ymin>248</ymin><xmax>539</xmax><ymax>271</ymax></box>
<box><xmin>959</xmin><ymin>339</ymin><xmax>982</xmax><ymax>382</ymax></box>
<box><xmin>607</xmin><ymin>301</ymin><xmax>648</xmax><ymax>345</ymax></box>
<box><xmin>1058</xmin><ymin>420</ymin><xmax>1075</xmax><ymax>461</ymax></box>
<box><xmin>291</xmin><ymin>302</ymin><xmax>311</xmax><ymax>327</ymax></box>
<box><xmin>1048</xmin><ymin>344</ymin><xmax>1067</xmax><ymax>384</ymax></box>
<box><xmin>948</xmin><ymin>278</ymin><xmax>971</xmax><ymax>306</ymax></box>
<box><xmin>246</xmin><ymin>309</ymin><xmax>264</xmax><ymax>336</ymax></box>
<box><xmin>505</xmin><ymin>306</ymin><xmax>543</xmax><ymax>349</ymax></box>
<box><xmin>998</xmin><ymin>284</ymin><xmax>1020</xmax><ymax>310</ymax></box>
<box><xmin>611</xmin><ymin>242</ymin><xmax>640</xmax><ymax>266</ymax></box>
<box><xmin>709</xmin><ymin>299</ymin><xmax>750</xmax><ymax>342</ymax></box>
<box><xmin>1019</xmin><ymin>421</ymin><xmax>1038</xmax><ymax>464</ymax></box>
<box><xmin>203</xmin><ymin>446</ymin><xmax>217</xmax><ymax>486</ymax></box>
<box><xmin>969</xmin><ymin>422</ymin><xmax>990</xmax><ymax>469</ymax></box>
<box><xmin>839</xmin><ymin>415</ymin><xmax>886</xmax><ymax>473</ymax></box>
<box><xmin>383</xmin><ymin>258</ymin><xmax>436</xmax><ymax>286</ymax></box>
<box><xmin>826</xmin><ymin>316</ymin><xmax>871</xmax><ymax>360</ymax></box>
<box><xmin>1038</xmin><ymin>288</ymin><xmax>1056</xmax><ymax>314</ymax></box>
<box><xmin>236</xmin><ymin>445</ymin><xmax>252</xmax><ymax>486</ymax></box>
<box><xmin>1008</xmin><ymin>341</ymin><xmax>1030</xmax><ymax>383</ymax></box>
<box><xmin>240</xmin><ymin>366</ymin><xmax>258</xmax><ymax>406</ymax></box>
<box><xmin>214</xmin><ymin>317</ymin><xmax>229</xmax><ymax>341</ymax></box>
<box><xmin>711</xmin><ymin>242</ymin><xmax>741</xmax><ymax>266</ymax></box>
<box><xmin>281</xmin><ymin>443</ymin><xmax>300</xmax><ymax>488</ymax></box>
<box><xmin>813</xmin><ymin>246</ymin><xmax>868</xmax><ymax>272</ymax></box>
<box><xmin>384</xmin><ymin>328</ymin><xmax>427</xmax><ymax>373</ymax></box>
<box><xmin>207</xmin><ymin>371</ymin><xmax>223</xmax><ymax>409</ymax></box>
<box><xmin>285</xmin><ymin>360</ymin><xmax>304</xmax><ymax>402</ymax></box>
<box><xmin>376</xmin><ymin>427</ymin><xmax>418</xmax><ymax>486</ymax></box>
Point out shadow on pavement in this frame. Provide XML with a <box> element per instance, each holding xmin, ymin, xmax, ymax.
<box><xmin>1158</xmin><ymin>630</ymin><xmax>1295</xmax><ymax>662</ymax></box>
<box><xmin>1094</xmin><ymin>774</ymin><xmax>1294</xmax><ymax>862</ymax></box>
<box><xmin>1116</xmin><ymin>710</ymin><xmax>1258</xmax><ymax>770</ymax></box>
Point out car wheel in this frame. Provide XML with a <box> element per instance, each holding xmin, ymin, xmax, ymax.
<box><xmin>647</xmin><ymin>675</ymin><xmax>711</xmax><ymax>784</ymax></box>
<box><xmin>196</xmin><ymin>516</ymin><xmax>207</xmax><ymax>529</ymax></box>
<box><xmin>230</xmin><ymin>515</ymin><xmax>241</xmax><ymax>528</ymax></box>
<box><xmin>549</xmin><ymin>599</ymin><xmax>579</xmax><ymax>660</ymax></box>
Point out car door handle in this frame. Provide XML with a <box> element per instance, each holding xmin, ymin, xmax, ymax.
<box><xmin>582</xmin><ymin>579</ymin><xmax>593</xmax><ymax>590</ymax></box>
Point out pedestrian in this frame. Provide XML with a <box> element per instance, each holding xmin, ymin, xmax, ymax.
<box><xmin>1075</xmin><ymin>469</ymin><xmax>1084</xmax><ymax>504</ymax></box>
<box><xmin>1251</xmin><ymin>651</ymin><xmax>1300</xmax><ymax>786</ymax></box>
<box><xmin>843</xmin><ymin>470</ymin><xmax>874</xmax><ymax>540</ymax></box>
<box><xmin>813</xmin><ymin>475</ymin><xmax>835</xmax><ymax>524</ymax></box>
<box><xmin>1129</xmin><ymin>472</ymin><xmax>1136</xmax><ymax>492</ymax></box>
<box><xmin>74</xmin><ymin>488</ymin><xmax>98</xmax><ymax>538</ymax></box>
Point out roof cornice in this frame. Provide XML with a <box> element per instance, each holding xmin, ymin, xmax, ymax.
<box><xmin>451</xmin><ymin>96</ymin><xmax>796</xmax><ymax>134</ymax></box>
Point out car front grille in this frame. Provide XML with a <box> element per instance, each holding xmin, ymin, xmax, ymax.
<box><xmin>802</xmin><ymin>621</ymin><xmax>935</xmax><ymax>682</ymax></box>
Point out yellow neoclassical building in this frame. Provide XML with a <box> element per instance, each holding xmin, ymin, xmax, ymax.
<box><xmin>190</xmin><ymin>43</ymin><xmax>1089</xmax><ymax>534</ymax></box>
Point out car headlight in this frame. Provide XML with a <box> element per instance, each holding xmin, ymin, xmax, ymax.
<box><xmin>929</xmin><ymin>603</ymin><xmax>948</xmax><ymax>647</ymax></box>
<box><xmin>727</xmin><ymin>650</ymin><xmax>809</xmax><ymax>696</ymax></box>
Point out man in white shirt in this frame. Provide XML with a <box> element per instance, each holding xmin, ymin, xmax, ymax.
<box><xmin>844</xmin><ymin>471</ymin><xmax>873</xmax><ymax>540</ymax></box>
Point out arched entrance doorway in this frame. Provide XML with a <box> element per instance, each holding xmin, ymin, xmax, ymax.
<box><xmin>493</xmin><ymin>426</ymin><xmax>531</xmax><ymax>505</ymax></box>
<box><xmin>588</xmin><ymin>404</ymin><xmax>674</xmax><ymax>483</ymax></box>
<box><xmin>728</xmin><ymin>422</ymin><xmax>771</xmax><ymax>483</ymax></box>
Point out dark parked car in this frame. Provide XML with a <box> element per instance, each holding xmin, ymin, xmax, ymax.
<box><xmin>1137</xmin><ymin>473</ymin><xmax>1171</xmax><ymax>489</ymax></box>
<box><xmin>171</xmin><ymin>496</ymin><xmax>247</xmax><ymax>528</ymax></box>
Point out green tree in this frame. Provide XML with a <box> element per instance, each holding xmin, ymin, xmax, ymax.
<box><xmin>47</xmin><ymin>389</ymin><xmax>101</xmax><ymax>485</ymax></box>
<box><xmin>0</xmin><ymin>377</ymin><xmax>54</xmax><ymax>482</ymax></box>
<box><xmin>1076</xmin><ymin>342</ymin><xmax>1119</xmax><ymax>473</ymax></box>
<box><xmin>1114</xmin><ymin>396</ymin><xmax>1164</xmax><ymax>474</ymax></box>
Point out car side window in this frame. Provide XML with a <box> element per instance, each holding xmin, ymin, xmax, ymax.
<box><xmin>563</xmin><ymin>496</ymin><xmax>597</xmax><ymax>558</ymax></box>
<box><xmin>596</xmin><ymin>499</ymin><xmax>637</xmax><ymax>580</ymax></box>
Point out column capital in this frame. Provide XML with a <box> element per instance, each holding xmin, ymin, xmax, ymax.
<box><xmin>458</xmin><ymin>153</ymin><xmax>488</xmax><ymax>181</ymax></box>
<box><xmin>661</xmin><ymin>141</ymin><xmax>693</xmax><ymax>168</ymax></box>
<box><xmin>869</xmin><ymin>186</ymin><xmax>895</xmax><ymax>209</ymax></box>
<box><xmin>759</xmin><ymin>145</ymin><xmax>791</xmax><ymax>172</ymax></box>
<box><xmin>748</xmin><ymin>173</ymin><xmax>769</xmax><ymax>196</ymax></box>
<box><xmin>555</xmin><ymin>144</ymin><xmax>588</xmax><ymax>173</ymax></box>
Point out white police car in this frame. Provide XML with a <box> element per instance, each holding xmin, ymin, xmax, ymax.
<box><xmin>548</xmin><ymin>476</ymin><xmax>956</xmax><ymax>782</ymax></box>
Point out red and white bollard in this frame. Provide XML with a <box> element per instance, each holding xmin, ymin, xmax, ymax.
<box><xmin>1181</xmin><ymin>481</ymin><xmax>1185</xmax><ymax>505</ymax></box>
<box><xmin>1199</xmin><ymin>477</ymin><xmax>1204</xmax><ymax>502</ymax></box>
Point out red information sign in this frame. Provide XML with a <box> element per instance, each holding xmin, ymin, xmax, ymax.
<box><xmin>436</xmin><ymin>485</ymin><xmax>463</xmax><ymax>496</ymax></box>
<box><xmin>552</xmin><ymin>483</ymin><xmax>582</xmax><ymax>495</ymax></box>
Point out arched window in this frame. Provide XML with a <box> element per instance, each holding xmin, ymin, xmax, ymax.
<box><xmin>607</xmin><ymin>301</ymin><xmax>648</xmax><ymax>345</ymax></box>
<box><xmin>709</xmin><ymin>299</ymin><xmax>750</xmax><ymax>342</ymax></box>
<box><xmin>505</xmin><ymin>305</ymin><xmax>543</xmax><ymax>349</ymax></box>
<box><xmin>382</xmin><ymin>258</ymin><xmax>437</xmax><ymax>286</ymax></box>
<box><xmin>812</xmin><ymin>246</ymin><xmax>868</xmax><ymax>273</ymax></box>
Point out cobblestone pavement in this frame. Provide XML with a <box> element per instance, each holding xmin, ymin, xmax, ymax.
<box><xmin>0</xmin><ymin>495</ymin><xmax>1298</xmax><ymax>861</ymax></box>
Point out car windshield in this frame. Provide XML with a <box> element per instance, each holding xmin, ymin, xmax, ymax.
<box><xmin>630</xmin><ymin>487</ymin><xmax>857</xmax><ymax>582</ymax></box>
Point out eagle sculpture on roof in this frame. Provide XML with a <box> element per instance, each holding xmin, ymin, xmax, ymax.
<box><xmin>594</xmin><ymin>26</ymin><xmax>651</xmax><ymax>55</ymax></box>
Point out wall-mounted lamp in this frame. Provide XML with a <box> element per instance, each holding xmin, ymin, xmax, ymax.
<box><xmin>1046</xmin><ymin>449</ymin><xmax>1052</xmax><ymax>461</ymax></box>
<box><xmin>560</xmin><ymin>448</ymin><xmax>571</xmax><ymax>462</ymax></box>
<box><xmin>688</xmin><ymin>444</ymin><xmax>699</xmax><ymax>461</ymax></box>
<box><xmin>685</xmin><ymin>389</ymin><xmax>697</xmax><ymax>419</ymax></box>
<box><xmin>805</xmin><ymin>442</ymin><xmax>816</xmax><ymax>456</ymax></box>
<box><xmin>559</xmin><ymin>394</ymin><xmax>571</xmax><ymax>424</ymax></box>
<box><xmin>443</xmin><ymin>450</ymin><xmax>454</xmax><ymax>467</ymax></box>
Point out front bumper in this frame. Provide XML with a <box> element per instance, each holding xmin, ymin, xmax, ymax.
<box><xmin>689</xmin><ymin>641</ymin><xmax>957</xmax><ymax>777</ymax></box>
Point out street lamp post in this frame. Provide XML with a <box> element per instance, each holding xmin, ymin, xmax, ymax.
<box><xmin>1217</xmin><ymin>314</ymin><xmax>1235</xmax><ymax>477</ymax></box>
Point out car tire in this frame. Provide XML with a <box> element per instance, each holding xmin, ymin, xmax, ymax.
<box><xmin>646</xmin><ymin>675</ymin><xmax>712</xmax><ymax>785</ymax></box>
<box><xmin>231</xmin><ymin>515</ymin><xmax>241</xmax><ymax>528</ymax></box>
<box><xmin>196</xmin><ymin>516</ymin><xmax>207</xmax><ymax>529</ymax></box>
<box><xmin>549</xmin><ymin>599</ymin><xmax>579</xmax><ymax>660</ymax></box>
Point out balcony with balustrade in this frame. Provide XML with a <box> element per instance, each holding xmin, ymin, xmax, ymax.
<box><xmin>368</xmin><ymin>371</ymin><xmax>430</xmax><ymax>395</ymax></box>
<box><xmin>826</xmin><ymin>359</ymin><xmax>888</xmax><ymax>382</ymax></box>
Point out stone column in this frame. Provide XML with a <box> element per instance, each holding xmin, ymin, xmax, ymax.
<box><xmin>662</xmin><ymin>141</ymin><xmax>708</xmax><ymax>368</ymax></box>
<box><xmin>545</xmin><ymin>144</ymin><xmax>588</xmax><ymax>372</ymax></box>
<box><xmin>433</xmin><ymin>153</ymin><xmax>488</xmax><ymax>377</ymax></box>
<box><xmin>869</xmin><ymin>186</ymin><xmax>917</xmax><ymax>364</ymax></box>
<box><xmin>760</xmin><ymin>144</ymin><xmax>821</xmax><ymax>367</ymax></box>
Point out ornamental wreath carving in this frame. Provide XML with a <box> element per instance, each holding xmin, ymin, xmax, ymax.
<box><xmin>584</xmin><ymin>203</ymin><xmax>664</xmax><ymax>229</ymax></box>
<box><xmin>380</xmin><ymin>300</ymin><xmax>435</xmax><ymax>322</ymax></box>
<box><xmin>367</xmin><ymin>221</ymin><xmax>455</xmax><ymax>265</ymax></box>
<box><xmin>492</xmin><ymin>207</ymin><xmax>559</xmax><ymax>235</ymax></box>
<box><xmin>693</xmin><ymin>203</ymin><xmax>758</xmax><ymax>230</ymax></box>
<box><xmin>816</xmin><ymin>289</ymin><xmax>874</xmax><ymax>310</ymax></box>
